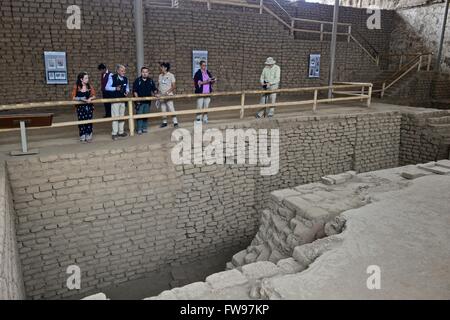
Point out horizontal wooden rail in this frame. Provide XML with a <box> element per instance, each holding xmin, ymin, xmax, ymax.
<box><xmin>292</xmin><ymin>17</ymin><xmax>351</xmax><ymax>27</ymax></box>
<box><xmin>0</xmin><ymin>84</ymin><xmax>373</xmax><ymax>134</ymax></box>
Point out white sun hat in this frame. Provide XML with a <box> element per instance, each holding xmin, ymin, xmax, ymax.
<box><xmin>265</xmin><ymin>57</ymin><xmax>276</xmax><ymax>65</ymax></box>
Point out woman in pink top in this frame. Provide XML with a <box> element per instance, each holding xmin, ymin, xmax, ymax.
<box><xmin>193</xmin><ymin>60</ymin><xmax>217</xmax><ymax>124</ymax></box>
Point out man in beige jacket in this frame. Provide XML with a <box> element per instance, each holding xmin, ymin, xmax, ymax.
<box><xmin>256</xmin><ymin>57</ymin><xmax>281</xmax><ymax>118</ymax></box>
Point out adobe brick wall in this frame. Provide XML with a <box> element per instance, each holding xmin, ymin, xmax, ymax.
<box><xmin>0</xmin><ymin>163</ymin><xmax>26</xmax><ymax>300</ymax></box>
<box><xmin>390</xmin><ymin>2</ymin><xmax>450</xmax><ymax>73</ymax></box>
<box><xmin>0</xmin><ymin>0</ymin><xmax>137</xmax><ymax>104</ymax></box>
<box><xmin>400</xmin><ymin>110</ymin><xmax>450</xmax><ymax>165</ymax></box>
<box><xmin>0</xmin><ymin>0</ymin><xmax>388</xmax><ymax>104</ymax></box>
<box><xmin>4</xmin><ymin>110</ymin><xmax>403</xmax><ymax>299</ymax></box>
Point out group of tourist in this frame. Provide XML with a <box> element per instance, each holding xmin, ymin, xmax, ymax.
<box><xmin>71</xmin><ymin>57</ymin><xmax>281</xmax><ymax>142</ymax></box>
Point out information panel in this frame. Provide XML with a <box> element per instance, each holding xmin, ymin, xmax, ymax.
<box><xmin>308</xmin><ymin>54</ymin><xmax>321</xmax><ymax>78</ymax></box>
<box><xmin>192</xmin><ymin>50</ymin><xmax>208</xmax><ymax>77</ymax></box>
<box><xmin>44</xmin><ymin>51</ymin><xmax>68</xmax><ymax>85</ymax></box>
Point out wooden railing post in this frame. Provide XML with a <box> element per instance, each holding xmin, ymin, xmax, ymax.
<box><xmin>128</xmin><ymin>99</ymin><xmax>135</xmax><ymax>137</ymax></box>
<box><xmin>207</xmin><ymin>0</ymin><xmax>211</xmax><ymax>10</ymax></box>
<box><xmin>240</xmin><ymin>92</ymin><xmax>246</xmax><ymax>119</ymax></box>
<box><xmin>320</xmin><ymin>23</ymin><xmax>324</xmax><ymax>41</ymax></box>
<box><xmin>367</xmin><ymin>85</ymin><xmax>372</xmax><ymax>108</ymax></box>
<box><xmin>290</xmin><ymin>19</ymin><xmax>294</xmax><ymax>36</ymax></box>
<box><xmin>347</xmin><ymin>25</ymin><xmax>351</xmax><ymax>43</ymax></box>
<box><xmin>313</xmin><ymin>89</ymin><xmax>318</xmax><ymax>113</ymax></box>
<box><xmin>418</xmin><ymin>54</ymin><xmax>423</xmax><ymax>71</ymax></box>
<box><xmin>260</xmin><ymin>0</ymin><xmax>263</xmax><ymax>14</ymax></box>
<box><xmin>427</xmin><ymin>53</ymin><xmax>432</xmax><ymax>71</ymax></box>
<box><xmin>381</xmin><ymin>82</ymin><xmax>386</xmax><ymax>98</ymax></box>
<box><xmin>360</xmin><ymin>86</ymin><xmax>365</xmax><ymax>102</ymax></box>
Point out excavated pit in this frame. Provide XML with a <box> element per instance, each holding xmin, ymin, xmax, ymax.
<box><xmin>1</xmin><ymin>106</ymin><xmax>449</xmax><ymax>300</ymax></box>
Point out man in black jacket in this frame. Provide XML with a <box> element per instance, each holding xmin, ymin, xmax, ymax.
<box><xmin>133</xmin><ymin>66</ymin><xmax>157</xmax><ymax>134</ymax></box>
<box><xmin>193</xmin><ymin>61</ymin><xmax>216</xmax><ymax>124</ymax></box>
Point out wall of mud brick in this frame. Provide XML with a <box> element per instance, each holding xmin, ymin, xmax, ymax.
<box><xmin>1</xmin><ymin>0</ymin><xmax>389</xmax><ymax>104</ymax></box>
<box><xmin>0</xmin><ymin>164</ymin><xmax>25</xmax><ymax>300</ymax></box>
<box><xmin>399</xmin><ymin>110</ymin><xmax>450</xmax><ymax>165</ymax></box>
<box><xmin>4</xmin><ymin>111</ymin><xmax>402</xmax><ymax>300</ymax></box>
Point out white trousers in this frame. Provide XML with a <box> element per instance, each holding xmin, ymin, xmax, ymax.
<box><xmin>111</xmin><ymin>102</ymin><xmax>126</xmax><ymax>135</ymax></box>
<box><xmin>196</xmin><ymin>97</ymin><xmax>211</xmax><ymax>121</ymax></box>
<box><xmin>160</xmin><ymin>100</ymin><xmax>178</xmax><ymax>124</ymax></box>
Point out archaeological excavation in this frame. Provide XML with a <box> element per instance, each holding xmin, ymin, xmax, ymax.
<box><xmin>0</xmin><ymin>0</ymin><xmax>449</xmax><ymax>307</ymax></box>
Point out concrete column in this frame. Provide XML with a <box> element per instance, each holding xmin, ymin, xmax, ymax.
<box><xmin>134</xmin><ymin>0</ymin><xmax>145</xmax><ymax>75</ymax></box>
<box><xmin>328</xmin><ymin>0</ymin><xmax>340</xmax><ymax>99</ymax></box>
<box><xmin>436</xmin><ymin>0</ymin><xmax>450</xmax><ymax>73</ymax></box>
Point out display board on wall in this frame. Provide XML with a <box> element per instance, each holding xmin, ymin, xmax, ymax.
<box><xmin>308</xmin><ymin>54</ymin><xmax>321</xmax><ymax>78</ymax></box>
<box><xmin>192</xmin><ymin>50</ymin><xmax>208</xmax><ymax>77</ymax></box>
<box><xmin>44</xmin><ymin>51</ymin><xmax>68</xmax><ymax>84</ymax></box>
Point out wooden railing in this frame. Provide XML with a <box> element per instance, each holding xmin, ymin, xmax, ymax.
<box><xmin>0</xmin><ymin>83</ymin><xmax>373</xmax><ymax>134</ymax></box>
<box><xmin>375</xmin><ymin>53</ymin><xmax>433</xmax><ymax>98</ymax></box>
<box><xmin>189</xmin><ymin>0</ymin><xmax>379</xmax><ymax>64</ymax></box>
<box><xmin>384</xmin><ymin>52</ymin><xmax>433</xmax><ymax>72</ymax></box>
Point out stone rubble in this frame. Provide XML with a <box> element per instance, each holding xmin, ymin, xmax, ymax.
<box><xmin>145</xmin><ymin>163</ymin><xmax>450</xmax><ymax>300</ymax></box>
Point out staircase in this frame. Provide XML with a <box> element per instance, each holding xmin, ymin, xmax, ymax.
<box><xmin>156</xmin><ymin>0</ymin><xmax>381</xmax><ymax>65</ymax></box>
<box><xmin>373</xmin><ymin>53</ymin><xmax>433</xmax><ymax>98</ymax></box>
<box><xmin>147</xmin><ymin>0</ymin><xmax>434</xmax><ymax>99</ymax></box>
<box><xmin>427</xmin><ymin>115</ymin><xmax>450</xmax><ymax>160</ymax></box>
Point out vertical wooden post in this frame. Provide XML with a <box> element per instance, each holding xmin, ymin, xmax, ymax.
<box><xmin>313</xmin><ymin>90</ymin><xmax>318</xmax><ymax>113</ymax></box>
<box><xmin>381</xmin><ymin>82</ymin><xmax>386</xmax><ymax>98</ymax></box>
<box><xmin>128</xmin><ymin>99</ymin><xmax>135</xmax><ymax>137</ymax></box>
<box><xmin>367</xmin><ymin>86</ymin><xmax>373</xmax><ymax>108</ymax></box>
<box><xmin>347</xmin><ymin>25</ymin><xmax>351</xmax><ymax>43</ymax></box>
<box><xmin>290</xmin><ymin>19</ymin><xmax>294</xmax><ymax>36</ymax></box>
<box><xmin>207</xmin><ymin>0</ymin><xmax>211</xmax><ymax>10</ymax></box>
<box><xmin>320</xmin><ymin>24</ymin><xmax>324</xmax><ymax>41</ymax></box>
<box><xmin>260</xmin><ymin>0</ymin><xmax>263</xmax><ymax>14</ymax></box>
<box><xmin>360</xmin><ymin>86</ymin><xmax>365</xmax><ymax>102</ymax></box>
<box><xmin>427</xmin><ymin>53</ymin><xmax>432</xmax><ymax>71</ymax></box>
<box><xmin>418</xmin><ymin>55</ymin><xmax>423</xmax><ymax>71</ymax></box>
<box><xmin>240</xmin><ymin>92</ymin><xmax>246</xmax><ymax>119</ymax></box>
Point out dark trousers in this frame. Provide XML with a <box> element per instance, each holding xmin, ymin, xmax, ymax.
<box><xmin>102</xmin><ymin>91</ymin><xmax>112</xmax><ymax>118</ymax></box>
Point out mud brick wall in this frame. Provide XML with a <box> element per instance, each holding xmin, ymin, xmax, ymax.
<box><xmin>390</xmin><ymin>2</ymin><xmax>450</xmax><ymax>73</ymax></box>
<box><xmin>1</xmin><ymin>0</ymin><xmax>388</xmax><ymax>104</ymax></box>
<box><xmin>4</xmin><ymin>111</ymin><xmax>402</xmax><ymax>300</ymax></box>
<box><xmin>0</xmin><ymin>0</ymin><xmax>136</xmax><ymax>104</ymax></box>
<box><xmin>400</xmin><ymin>110</ymin><xmax>450</xmax><ymax>165</ymax></box>
<box><xmin>0</xmin><ymin>164</ymin><xmax>25</xmax><ymax>300</ymax></box>
<box><xmin>143</xmin><ymin>6</ymin><xmax>383</xmax><ymax>93</ymax></box>
<box><xmin>290</xmin><ymin>1</ymin><xmax>395</xmax><ymax>57</ymax></box>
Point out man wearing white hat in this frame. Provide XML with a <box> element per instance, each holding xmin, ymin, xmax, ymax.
<box><xmin>256</xmin><ymin>57</ymin><xmax>281</xmax><ymax>118</ymax></box>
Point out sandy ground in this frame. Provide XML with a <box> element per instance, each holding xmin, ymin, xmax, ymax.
<box><xmin>264</xmin><ymin>170</ymin><xmax>450</xmax><ymax>300</ymax></box>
